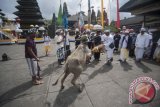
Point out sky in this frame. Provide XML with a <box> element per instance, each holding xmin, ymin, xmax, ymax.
<box><xmin>0</xmin><ymin>0</ymin><xmax>132</xmax><ymax>22</ymax></box>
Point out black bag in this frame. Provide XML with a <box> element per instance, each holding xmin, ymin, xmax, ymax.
<box><xmin>109</xmin><ymin>43</ymin><xmax>115</xmax><ymax>49</ymax></box>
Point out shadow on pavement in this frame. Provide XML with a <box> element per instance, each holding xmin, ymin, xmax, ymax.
<box><xmin>0</xmin><ymin>81</ymin><xmax>32</xmax><ymax>106</ymax></box>
<box><xmin>86</xmin><ymin>60</ymin><xmax>100</xmax><ymax>68</ymax></box>
<box><xmin>135</xmin><ymin>62</ymin><xmax>152</xmax><ymax>73</ymax></box>
<box><xmin>46</xmin><ymin>86</ymin><xmax>80</xmax><ymax>107</ymax></box>
<box><xmin>142</xmin><ymin>59</ymin><xmax>160</xmax><ymax>66</ymax></box>
<box><xmin>87</xmin><ymin>64</ymin><xmax>113</xmax><ymax>81</ymax></box>
<box><xmin>120</xmin><ymin>62</ymin><xmax>133</xmax><ymax>71</ymax></box>
<box><xmin>41</xmin><ymin>61</ymin><xmax>62</xmax><ymax>77</ymax></box>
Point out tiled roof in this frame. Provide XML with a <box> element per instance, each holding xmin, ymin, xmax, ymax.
<box><xmin>68</xmin><ymin>14</ymin><xmax>88</xmax><ymax>21</ymax></box>
<box><xmin>120</xmin><ymin>0</ymin><xmax>156</xmax><ymax>12</ymax></box>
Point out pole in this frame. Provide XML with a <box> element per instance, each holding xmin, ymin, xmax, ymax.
<box><xmin>79</xmin><ymin>0</ymin><xmax>82</xmax><ymax>34</ymax></box>
<box><xmin>143</xmin><ymin>15</ymin><xmax>146</xmax><ymax>27</ymax></box>
<box><xmin>108</xmin><ymin>0</ymin><xmax>111</xmax><ymax>25</ymax></box>
<box><xmin>88</xmin><ymin>0</ymin><xmax>91</xmax><ymax>29</ymax></box>
<box><xmin>116</xmin><ymin>0</ymin><xmax>120</xmax><ymax>28</ymax></box>
<box><xmin>101</xmin><ymin>0</ymin><xmax>104</xmax><ymax>29</ymax></box>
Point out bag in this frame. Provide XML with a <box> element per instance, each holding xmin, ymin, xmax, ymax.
<box><xmin>109</xmin><ymin>43</ymin><xmax>115</xmax><ymax>49</ymax></box>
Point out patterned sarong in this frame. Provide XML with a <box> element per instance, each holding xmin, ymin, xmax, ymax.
<box><xmin>57</xmin><ymin>47</ymin><xmax>64</xmax><ymax>60</ymax></box>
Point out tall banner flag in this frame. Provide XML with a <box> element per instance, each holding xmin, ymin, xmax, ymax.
<box><xmin>79</xmin><ymin>12</ymin><xmax>84</xmax><ymax>29</ymax></box>
<box><xmin>88</xmin><ymin>0</ymin><xmax>91</xmax><ymax>28</ymax></box>
<box><xmin>116</xmin><ymin>0</ymin><xmax>120</xmax><ymax>28</ymax></box>
<box><xmin>63</xmin><ymin>14</ymin><xmax>68</xmax><ymax>29</ymax></box>
<box><xmin>57</xmin><ymin>4</ymin><xmax>63</xmax><ymax>26</ymax></box>
<box><xmin>101</xmin><ymin>0</ymin><xmax>104</xmax><ymax>29</ymax></box>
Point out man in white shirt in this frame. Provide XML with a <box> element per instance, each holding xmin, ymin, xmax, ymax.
<box><xmin>64</xmin><ymin>29</ymin><xmax>71</xmax><ymax>60</ymax></box>
<box><xmin>153</xmin><ymin>38</ymin><xmax>160</xmax><ymax>62</ymax></box>
<box><xmin>44</xmin><ymin>33</ymin><xmax>51</xmax><ymax>56</ymax></box>
<box><xmin>101</xmin><ymin>30</ymin><xmax>114</xmax><ymax>64</ymax></box>
<box><xmin>55</xmin><ymin>30</ymin><xmax>64</xmax><ymax>65</ymax></box>
<box><xmin>144</xmin><ymin>32</ymin><xmax>153</xmax><ymax>59</ymax></box>
<box><xmin>119</xmin><ymin>30</ymin><xmax>132</xmax><ymax>62</ymax></box>
<box><xmin>135</xmin><ymin>28</ymin><xmax>149</xmax><ymax>62</ymax></box>
<box><xmin>86</xmin><ymin>29</ymin><xmax>93</xmax><ymax>49</ymax></box>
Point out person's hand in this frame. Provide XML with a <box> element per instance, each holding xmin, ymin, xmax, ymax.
<box><xmin>35</xmin><ymin>58</ymin><xmax>40</xmax><ymax>62</ymax></box>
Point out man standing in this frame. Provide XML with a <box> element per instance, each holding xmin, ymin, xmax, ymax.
<box><xmin>55</xmin><ymin>31</ymin><xmax>64</xmax><ymax>65</ymax></box>
<box><xmin>75</xmin><ymin>29</ymin><xmax>81</xmax><ymax>49</ymax></box>
<box><xmin>114</xmin><ymin>31</ymin><xmax>121</xmax><ymax>52</ymax></box>
<box><xmin>135</xmin><ymin>28</ymin><xmax>149</xmax><ymax>62</ymax></box>
<box><xmin>44</xmin><ymin>33</ymin><xmax>51</xmax><ymax>56</ymax></box>
<box><xmin>64</xmin><ymin>29</ymin><xmax>71</xmax><ymax>60</ymax></box>
<box><xmin>101</xmin><ymin>30</ymin><xmax>114</xmax><ymax>64</ymax></box>
<box><xmin>86</xmin><ymin>29</ymin><xmax>93</xmax><ymax>49</ymax></box>
<box><xmin>153</xmin><ymin>38</ymin><xmax>160</xmax><ymax>62</ymax></box>
<box><xmin>129</xmin><ymin>29</ymin><xmax>137</xmax><ymax>57</ymax></box>
<box><xmin>119</xmin><ymin>30</ymin><xmax>132</xmax><ymax>62</ymax></box>
<box><xmin>25</xmin><ymin>34</ymin><xmax>43</xmax><ymax>85</ymax></box>
<box><xmin>144</xmin><ymin>32</ymin><xmax>153</xmax><ymax>59</ymax></box>
<box><xmin>93</xmin><ymin>30</ymin><xmax>102</xmax><ymax>61</ymax></box>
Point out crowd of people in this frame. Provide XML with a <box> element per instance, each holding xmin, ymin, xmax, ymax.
<box><xmin>24</xmin><ymin>26</ymin><xmax>160</xmax><ymax>85</ymax></box>
<box><xmin>54</xmin><ymin>26</ymin><xmax>160</xmax><ymax>65</ymax></box>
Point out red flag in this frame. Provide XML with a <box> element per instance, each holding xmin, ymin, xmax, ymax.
<box><xmin>116</xmin><ymin>0</ymin><xmax>120</xmax><ymax>28</ymax></box>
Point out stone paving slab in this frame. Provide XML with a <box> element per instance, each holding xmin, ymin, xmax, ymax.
<box><xmin>0</xmin><ymin>43</ymin><xmax>160</xmax><ymax>107</ymax></box>
<box><xmin>85</xmin><ymin>81</ymin><xmax>155</xmax><ymax>107</ymax></box>
<box><xmin>0</xmin><ymin>77</ymin><xmax>49</xmax><ymax>103</ymax></box>
<box><xmin>0</xmin><ymin>94</ymin><xmax>46</xmax><ymax>107</ymax></box>
<box><xmin>45</xmin><ymin>87</ymin><xmax>93</xmax><ymax>107</ymax></box>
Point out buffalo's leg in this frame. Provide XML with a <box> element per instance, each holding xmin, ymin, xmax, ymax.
<box><xmin>61</xmin><ymin>71</ymin><xmax>70</xmax><ymax>90</ymax></box>
<box><xmin>71</xmin><ymin>71</ymin><xmax>81</xmax><ymax>86</ymax></box>
<box><xmin>71</xmin><ymin>70</ymin><xmax>84</xmax><ymax>92</ymax></box>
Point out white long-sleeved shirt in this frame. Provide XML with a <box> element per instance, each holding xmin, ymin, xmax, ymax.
<box><xmin>101</xmin><ymin>34</ymin><xmax>114</xmax><ymax>50</ymax></box>
<box><xmin>44</xmin><ymin>36</ymin><xmax>51</xmax><ymax>46</ymax></box>
<box><xmin>119</xmin><ymin>35</ymin><xmax>129</xmax><ymax>49</ymax></box>
<box><xmin>135</xmin><ymin>33</ymin><xmax>149</xmax><ymax>48</ymax></box>
<box><xmin>55</xmin><ymin>35</ymin><xmax>64</xmax><ymax>49</ymax></box>
<box><xmin>157</xmin><ymin>38</ymin><xmax>160</xmax><ymax>46</ymax></box>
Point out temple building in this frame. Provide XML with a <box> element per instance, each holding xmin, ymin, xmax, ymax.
<box><xmin>119</xmin><ymin>0</ymin><xmax>160</xmax><ymax>30</ymax></box>
<box><xmin>14</xmin><ymin>0</ymin><xmax>44</xmax><ymax>29</ymax></box>
<box><xmin>68</xmin><ymin>12</ymin><xmax>88</xmax><ymax>28</ymax></box>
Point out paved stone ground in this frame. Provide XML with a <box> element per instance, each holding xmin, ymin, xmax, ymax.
<box><xmin>0</xmin><ymin>40</ymin><xmax>160</xmax><ymax>107</ymax></box>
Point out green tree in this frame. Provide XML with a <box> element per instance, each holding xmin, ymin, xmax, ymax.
<box><xmin>57</xmin><ymin>4</ymin><xmax>63</xmax><ymax>26</ymax></box>
<box><xmin>63</xmin><ymin>2</ymin><xmax>70</xmax><ymax>17</ymax></box>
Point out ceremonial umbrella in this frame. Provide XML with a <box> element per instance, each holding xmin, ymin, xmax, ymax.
<box><xmin>84</xmin><ymin>24</ymin><xmax>94</xmax><ymax>29</ymax></box>
<box><xmin>15</xmin><ymin>29</ymin><xmax>23</xmax><ymax>33</ymax></box>
<box><xmin>2</xmin><ymin>29</ymin><xmax>12</xmax><ymax>33</ymax></box>
<box><xmin>55</xmin><ymin>29</ymin><xmax>62</xmax><ymax>33</ymax></box>
<box><xmin>38</xmin><ymin>27</ymin><xmax>45</xmax><ymax>31</ymax></box>
<box><xmin>93</xmin><ymin>24</ymin><xmax>103</xmax><ymax>31</ymax></box>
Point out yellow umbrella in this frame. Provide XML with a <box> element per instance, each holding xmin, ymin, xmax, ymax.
<box><xmin>84</xmin><ymin>24</ymin><xmax>94</xmax><ymax>29</ymax></box>
<box><xmin>2</xmin><ymin>28</ymin><xmax>12</xmax><ymax>33</ymax></box>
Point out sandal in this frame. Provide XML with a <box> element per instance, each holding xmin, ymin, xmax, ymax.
<box><xmin>39</xmin><ymin>80</ymin><xmax>44</xmax><ymax>84</ymax></box>
<box><xmin>32</xmin><ymin>80</ymin><xmax>43</xmax><ymax>85</ymax></box>
<box><xmin>37</xmin><ymin>76</ymin><xmax>43</xmax><ymax>80</ymax></box>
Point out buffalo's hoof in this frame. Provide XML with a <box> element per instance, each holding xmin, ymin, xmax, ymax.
<box><xmin>78</xmin><ymin>83</ymin><xmax>85</xmax><ymax>92</ymax></box>
<box><xmin>60</xmin><ymin>86</ymin><xmax>65</xmax><ymax>91</ymax></box>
